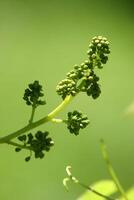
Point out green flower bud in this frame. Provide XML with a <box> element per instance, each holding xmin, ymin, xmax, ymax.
<box><xmin>15</xmin><ymin>147</ymin><xmax>21</xmax><ymax>152</ymax></box>
<box><xmin>25</xmin><ymin>156</ymin><xmax>31</xmax><ymax>162</ymax></box>
<box><xmin>18</xmin><ymin>135</ymin><xmax>26</xmax><ymax>142</ymax></box>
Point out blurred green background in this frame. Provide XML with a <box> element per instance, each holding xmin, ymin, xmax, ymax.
<box><xmin>0</xmin><ymin>0</ymin><xmax>134</xmax><ymax>199</ymax></box>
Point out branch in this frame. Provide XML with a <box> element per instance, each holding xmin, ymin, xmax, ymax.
<box><xmin>0</xmin><ymin>95</ymin><xmax>74</xmax><ymax>144</ymax></box>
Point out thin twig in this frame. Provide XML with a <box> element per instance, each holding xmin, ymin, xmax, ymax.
<box><xmin>29</xmin><ymin>106</ymin><xmax>36</xmax><ymax>124</ymax></box>
<box><xmin>100</xmin><ymin>139</ymin><xmax>128</xmax><ymax>200</ymax></box>
<box><xmin>7</xmin><ymin>141</ymin><xmax>30</xmax><ymax>150</ymax></box>
<box><xmin>79</xmin><ymin>182</ymin><xmax>118</xmax><ymax>200</ymax></box>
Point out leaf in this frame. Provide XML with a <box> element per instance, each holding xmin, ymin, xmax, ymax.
<box><xmin>77</xmin><ymin>179</ymin><xmax>117</xmax><ymax>200</ymax></box>
<box><xmin>120</xmin><ymin>187</ymin><xmax>134</xmax><ymax>200</ymax></box>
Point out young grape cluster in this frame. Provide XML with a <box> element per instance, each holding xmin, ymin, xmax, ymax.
<box><xmin>14</xmin><ymin>36</ymin><xmax>110</xmax><ymax>161</ymax></box>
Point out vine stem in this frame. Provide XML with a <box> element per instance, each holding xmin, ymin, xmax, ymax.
<box><xmin>78</xmin><ymin>182</ymin><xmax>118</xmax><ymax>200</ymax></box>
<box><xmin>0</xmin><ymin>95</ymin><xmax>74</xmax><ymax>144</ymax></box>
<box><xmin>100</xmin><ymin>139</ymin><xmax>128</xmax><ymax>200</ymax></box>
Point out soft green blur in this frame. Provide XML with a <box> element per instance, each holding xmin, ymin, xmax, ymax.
<box><xmin>0</xmin><ymin>0</ymin><xmax>134</xmax><ymax>199</ymax></box>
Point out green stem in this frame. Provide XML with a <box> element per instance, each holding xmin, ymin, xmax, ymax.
<box><xmin>29</xmin><ymin>106</ymin><xmax>36</xmax><ymax>124</ymax></box>
<box><xmin>7</xmin><ymin>141</ymin><xmax>30</xmax><ymax>150</ymax></box>
<box><xmin>0</xmin><ymin>95</ymin><xmax>74</xmax><ymax>144</ymax></box>
<box><xmin>47</xmin><ymin>95</ymin><xmax>73</xmax><ymax>120</ymax></box>
<box><xmin>50</xmin><ymin>118</ymin><xmax>65</xmax><ymax>123</ymax></box>
<box><xmin>100</xmin><ymin>139</ymin><xmax>128</xmax><ymax>200</ymax></box>
<box><xmin>79</xmin><ymin>182</ymin><xmax>117</xmax><ymax>200</ymax></box>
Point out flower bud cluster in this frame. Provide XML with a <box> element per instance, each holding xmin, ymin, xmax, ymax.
<box><xmin>56</xmin><ymin>62</ymin><xmax>91</xmax><ymax>99</ymax></box>
<box><xmin>56</xmin><ymin>78</ymin><xmax>77</xmax><ymax>99</ymax></box>
<box><xmin>23</xmin><ymin>80</ymin><xmax>46</xmax><ymax>107</ymax></box>
<box><xmin>67</xmin><ymin>62</ymin><xmax>91</xmax><ymax>80</ymax></box>
<box><xmin>81</xmin><ymin>71</ymin><xmax>101</xmax><ymax>99</ymax></box>
<box><xmin>56</xmin><ymin>36</ymin><xmax>110</xmax><ymax>99</ymax></box>
<box><xmin>67</xmin><ymin>110</ymin><xmax>90</xmax><ymax>135</ymax></box>
<box><xmin>15</xmin><ymin>131</ymin><xmax>54</xmax><ymax>161</ymax></box>
<box><xmin>87</xmin><ymin>36</ymin><xmax>110</xmax><ymax>69</ymax></box>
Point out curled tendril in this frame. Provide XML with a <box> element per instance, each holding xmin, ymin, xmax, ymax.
<box><xmin>63</xmin><ymin>166</ymin><xmax>79</xmax><ymax>191</ymax></box>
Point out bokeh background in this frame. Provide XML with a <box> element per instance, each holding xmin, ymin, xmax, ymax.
<box><xmin>0</xmin><ymin>0</ymin><xmax>134</xmax><ymax>199</ymax></box>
